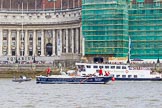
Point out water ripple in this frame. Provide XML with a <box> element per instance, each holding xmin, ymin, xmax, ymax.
<box><xmin>0</xmin><ymin>79</ymin><xmax>162</xmax><ymax>108</ymax></box>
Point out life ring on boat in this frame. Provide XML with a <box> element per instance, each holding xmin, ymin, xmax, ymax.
<box><xmin>125</xmin><ymin>70</ymin><xmax>129</xmax><ymax>73</ymax></box>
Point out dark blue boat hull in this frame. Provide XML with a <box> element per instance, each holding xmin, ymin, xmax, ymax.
<box><xmin>36</xmin><ymin>76</ymin><xmax>113</xmax><ymax>84</ymax></box>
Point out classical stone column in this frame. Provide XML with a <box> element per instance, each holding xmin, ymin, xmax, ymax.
<box><xmin>57</xmin><ymin>29</ymin><xmax>62</xmax><ymax>56</ymax></box>
<box><xmin>8</xmin><ymin>30</ymin><xmax>11</xmax><ymax>56</ymax></box>
<box><xmin>52</xmin><ymin>30</ymin><xmax>55</xmax><ymax>56</ymax></box>
<box><xmin>60</xmin><ymin>29</ymin><xmax>62</xmax><ymax>54</ymax></box>
<box><xmin>41</xmin><ymin>30</ymin><xmax>44</xmax><ymax>56</ymax></box>
<box><xmin>79</xmin><ymin>27</ymin><xmax>82</xmax><ymax>54</ymax></box>
<box><xmin>16</xmin><ymin>30</ymin><xmax>20</xmax><ymax>56</ymax></box>
<box><xmin>66</xmin><ymin>29</ymin><xmax>69</xmax><ymax>53</ymax></box>
<box><xmin>24</xmin><ymin>30</ymin><xmax>28</xmax><ymax>56</ymax></box>
<box><xmin>33</xmin><ymin>30</ymin><xmax>36</xmax><ymax>56</ymax></box>
<box><xmin>75</xmin><ymin>28</ymin><xmax>79</xmax><ymax>54</ymax></box>
<box><xmin>71</xmin><ymin>28</ymin><xmax>74</xmax><ymax>53</ymax></box>
<box><xmin>0</xmin><ymin>29</ymin><xmax>3</xmax><ymax>56</ymax></box>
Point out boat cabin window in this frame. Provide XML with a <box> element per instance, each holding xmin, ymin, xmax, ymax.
<box><xmin>105</xmin><ymin>66</ymin><xmax>109</xmax><ymax>69</ymax></box>
<box><xmin>122</xmin><ymin>75</ymin><xmax>126</xmax><ymax>78</ymax></box>
<box><xmin>122</xmin><ymin>66</ymin><xmax>126</xmax><ymax>69</ymax></box>
<box><xmin>86</xmin><ymin>65</ymin><xmax>91</xmax><ymax>68</ymax></box>
<box><xmin>99</xmin><ymin>66</ymin><xmax>103</xmax><ymax>69</ymax></box>
<box><xmin>111</xmin><ymin>66</ymin><xmax>115</xmax><ymax>69</ymax></box>
<box><xmin>134</xmin><ymin>75</ymin><xmax>138</xmax><ymax>78</ymax></box>
<box><xmin>116</xmin><ymin>75</ymin><xmax>120</xmax><ymax>78</ymax></box>
<box><xmin>116</xmin><ymin>66</ymin><xmax>121</xmax><ymax>69</ymax></box>
<box><xmin>128</xmin><ymin>75</ymin><xmax>132</xmax><ymax>78</ymax></box>
<box><xmin>93</xmin><ymin>66</ymin><xmax>98</xmax><ymax>68</ymax></box>
<box><xmin>78</xmin><ymin>65</ymin><xmax>86</xmax><ymax>71</ymax></box>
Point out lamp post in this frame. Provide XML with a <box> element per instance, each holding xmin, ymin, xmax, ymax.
<box><xmin>157</xmin><ymin>53</ymin><xmax>160</xmax><ymax>67</ymax></box>
<box><xmin>32</xmin><ymin>55</ymin><xmax>36</xmax><ymax>72</ymax></box>
<box><xmin>15</xmin><ymin>56</ymin><xmax>18</xmax><ymax>64</ymax></box>
<box><xmin>15</xmin><ymin>56</ymin><xmax>19</xmax><ymax>75</ymax></box>
<box><xmin>156</xmin><ymin>52</ymin><xmax>160</xmax><ymax>71</ymax></box>
<box><xmin>127</xmin><ymin>53</ymin><xmax>130</xmax><ymax>65</ymax></box>
<box><xmin>33</xmin><ymin>55</ymin><xmax>36</xmax><ymax>63</ymax></box>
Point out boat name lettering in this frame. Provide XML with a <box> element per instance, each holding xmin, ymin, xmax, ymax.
<box><xmin>95</xmin><ymin>78</ymin><xmax>103</xmax><ymax>81</ymax></box>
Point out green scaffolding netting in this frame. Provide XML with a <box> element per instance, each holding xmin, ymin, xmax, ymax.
<box><xmin>82</xmin><ymin>0</ymin><xmax>162</xmax><ymax>59</ymax></box>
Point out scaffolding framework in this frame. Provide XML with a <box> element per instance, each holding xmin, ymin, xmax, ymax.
<box><xmin>129</xmin><ymin>0</ymin><xmax>162</xmax><ymax>59</ymax></box>
<box><xmin>82</xmin><ymin>0</ymin><xmax>129</xmax><ymax>58</ymax></box>
<box><xmin>82</xmin><ymin>0</ymin><xmax>162</xmax><ymax>60</ymax></box>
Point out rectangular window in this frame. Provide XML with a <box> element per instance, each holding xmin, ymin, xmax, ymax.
<box><xmin>3</xmin><ymin>37</ymin><xmax>7</xmax><ymax>40</ymax></box>
<box><xmin>116</xmin><ymin>66</ymin><xmax>120</xmax><ymax>69</ymax></box>
<box><xmin>122</xmin><ymin>66</ymin><xmax>126</xmax><ymax>69</ymax></box>
<box><xmin>99</xmin><ymin>66</ymin><xmax>103</xmax><ymax>69</ymax></box>
<box><xmin>105</xmin><ymin>66</ymin><xmax>109</xmax><ymax>69</ymax></box>
<box><xmin>12</xmin><ymin>37</ymin><xmax>16</xmax><ymax>40</ymax></box>
<box><xmin>86</xmin><ymin>65</ymin><xmax>91</xmax><ymax>68</ymax></box>
<box><xmin>93</xmin><ymin>66</ymin><xmax>98</xmax><ymax>68</ymax></box>
<box><xmin>128</xmin><ymin>75</ymin><xmax>132</xmax><ymax>78</ymax></box>
<box><xmin>134</xmin><ymin>75</ymin><xmax>138</xmax><ymax>78</ymax></box>
<box><xmin>111</xmin><ymin>66</ymin><xmax>115</xmax><ymax>69</ymax></box>
<box><xmin>12</xmin><ymin>42</ymin><xmax>16</xmax><ymax>46</ymax></box>
<box><xmin>154</xmin><ymin>2</ymin><xmax>160</xmax><ymax>7</ymax></box>
<box><xmin>116</xmin><ymin>75</ymin><xmax>120</xmax><ymax>78</ymax></box>
<box><xmin>138</xmin><ymin>2</ymin><xmax>144</xmax><ymax>7</ymax></box>
<box><xmin>38</xmin><ymin>37</ymin><xmax>41</xmax><ymax>40</ymax></box>
<box><xmin>122</xmin><ymin>75</ymin><xmax>126</xmax><ymax>78</ymax></box>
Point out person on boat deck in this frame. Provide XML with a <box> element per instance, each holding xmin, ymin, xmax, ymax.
<box><xmin>105</xmin><ymin>71</ymin><xmax>110</xmax><ymax>76</ymax></box>
<box><xmin>20</xmin><ymin>75</ymin><xmax>23</xmax><ymax>79</ymax></box>
<box><xmin>46</xmin><ymin>67</ymin><xmax>51</xmax><ymax>76</ymax></box>
<box><xmin>99</xmin><ymin>68</ymin><xmax>103</xmax><ymax>76</ymax></box>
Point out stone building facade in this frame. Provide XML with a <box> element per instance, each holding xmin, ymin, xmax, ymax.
<box><xmin>0</xmin><ymin>0</ymin><xmax>82</xmax><ymax>62</ymax></box>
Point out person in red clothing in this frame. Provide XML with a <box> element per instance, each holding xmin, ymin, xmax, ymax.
<box><xmin>105</xmin><ymin>71</ymin><xmax>110</xmax><ymax>76</ymax></box>
<box><xmin>46</xmin><ymin>67</ymin><xmax>51</xmax><ymax>76</ymax></box>
<box><xmin>99</xmin><ymin>68</ymin><xmax>103</xmax><ymax>76</ymax></box>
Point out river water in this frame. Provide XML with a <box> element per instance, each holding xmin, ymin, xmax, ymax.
<box><xmin>0</xmin><ymin>79</ymin><xmax>162</xmax><ymax>108</ymax></box>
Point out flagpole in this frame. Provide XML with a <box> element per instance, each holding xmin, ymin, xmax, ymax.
<box><xmin>73</xmin><ymin>0</ymin><xmax>75</xmax><ymax>8</ymax></box>
<box><xmin>10</xmin><ymin>0</ymin><xmax>11</xmax><ymax>10</ymax></box>
<box><xmin>21</xmin><ymin>2</ymin><xmax>24</xmax><ymax>56</ymax></box>
<box><xmin>78</xmin><ymin>0</ymin><xmax>79</xmax><ymax>8</ymax></box>
<box><xmin>35</xmin><ymin>0</ymin><xmax>37</xmax><ymax>11</ymax></box>
<box><xmin>67</xmin><ymin>0</ymin><xmax>69</xmax><ymax>9</ymax></box>
<box><xmin>27</xmin><ymin>1</ymin><xmax>28</xmax><ymax>12</ymax></box>
<box><xmin>128</xmin><ymin>36</ymin><xmax>131</xmax><ymax>63</ymax></box>
<box><xmin>1</xmin><ymin>0</ymin><xmax>3</xmax><ymax>11</ymax></box>
<box><xmin>43</xmin><ymin>0</ymin><xmax>45</xmax><ymax>11</ymax></box>
<box><xmin>53</xmin><ymin>0</ymin><xmax>55</xmax><ymax>11</ymax></box>
<box><xmin>61</xmin><ymin>0</ymin><xmax>62</xmax><ymax>10</ymax></box>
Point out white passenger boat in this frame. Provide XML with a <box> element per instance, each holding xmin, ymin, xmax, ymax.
<box><xmin>75</xmin><ymin>63</ymin><xmax>162</xmax><ymax>81</ymax></box>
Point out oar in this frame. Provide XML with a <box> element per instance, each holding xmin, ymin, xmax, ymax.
<box><xmin>80</xmin><ymin>74</ymin><xmax>95</xmax><ymax>84</ymax></box>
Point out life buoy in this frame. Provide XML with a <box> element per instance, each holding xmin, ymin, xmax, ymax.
<box><xmin>125</xmin><ymin>70</ymin><xmax>129</xmax><ymax>73</ymax></box>
<box><xmin>111</xmin><ymin>77</ymin><xmax>115</xmax><ymax>81</ymax></box>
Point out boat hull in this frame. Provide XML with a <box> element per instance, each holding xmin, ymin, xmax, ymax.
<box><xmin>115</xmin><ymin>77</ymin><xmax>162</xmax><ymax>81</ymax></box>
<box><xmin>12</xmin><ymin>78</ymin><xmax>32</xmax><ymax>82</ymax></box>
<box><xmin>36</xmin><ymin>75</ymin><xmax>113</xmax><ymax>84</ymax></box>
